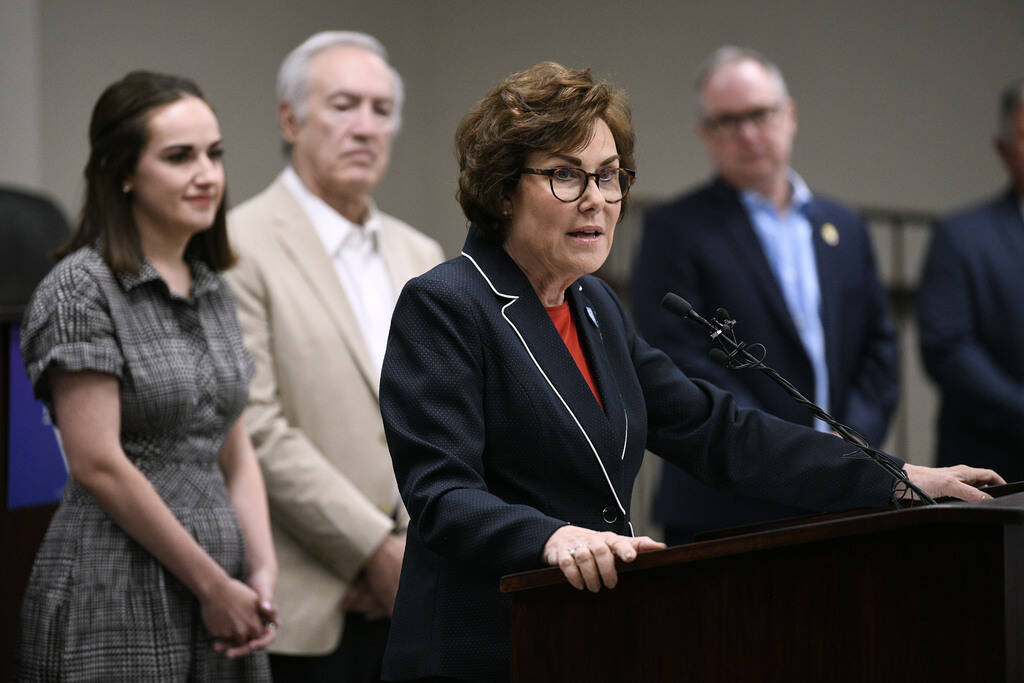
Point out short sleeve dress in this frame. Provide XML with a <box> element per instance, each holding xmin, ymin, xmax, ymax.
<box><xmin>16</xmin><ymin>246</ymin><xmax>271</xmax><ymax>682</ymax></box>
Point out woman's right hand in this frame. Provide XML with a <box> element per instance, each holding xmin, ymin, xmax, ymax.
<box><xmin>543</xmin><ymin>525</ymin><xmax>665</xmax><ymax>592</ymax></box>
<box><xmin>200</xmin><ymin>575</ymin><xmax>269</xmax><ymax>655</ymax></box>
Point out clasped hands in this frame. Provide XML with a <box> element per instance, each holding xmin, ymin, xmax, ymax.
<box><xmin>206</xmin><ymin>568</ymin><xmax>279</xmax><ymax>659</ymax></box>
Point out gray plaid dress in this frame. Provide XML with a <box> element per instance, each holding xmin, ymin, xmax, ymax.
<box><xmin>16</xmin><ymin>246</ymin><xmax>271</xmax><ymax>682</ymax></box>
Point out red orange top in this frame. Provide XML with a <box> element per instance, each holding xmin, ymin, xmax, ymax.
<box><xmin>545</xmin><ymin>301</ymin><xmax>603</xmax><ymax>409</ymax></box>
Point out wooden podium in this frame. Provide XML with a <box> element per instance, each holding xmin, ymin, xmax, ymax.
<box><xmin>501</xmin><ymin>496</ymin><xmax>1024</xmax><ymax>683</ymax></box>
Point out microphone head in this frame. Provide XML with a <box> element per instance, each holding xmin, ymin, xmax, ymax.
<box><xmin>714</xmin><ymin>307</ymin><xmax>731</xmax><ymax>322</ymax></box>
<box><xmin>661</xmin><ymin>293</ymin><xmax>693</xmax><ymax>318</ymax></box>
<box><xmin>708</xmin><ymin>348</ymin><xmax>730</xmax><ymax>367</ymax></box>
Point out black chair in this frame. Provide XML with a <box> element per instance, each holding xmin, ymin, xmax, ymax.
<box><xmin>1</xmin><ymin>187</ymin><xmax>71</xmax><ymax>319</ymax></box>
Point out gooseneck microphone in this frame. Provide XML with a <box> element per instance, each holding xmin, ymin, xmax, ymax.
<box><xmin>660</xmin><ymin>292</ymin><xmax>934</xmax><ymax>505</ymax></box>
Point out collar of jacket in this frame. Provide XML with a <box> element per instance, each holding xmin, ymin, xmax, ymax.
<box><xmin>459</xmin><ymin>224</ymin><xmax>632</xmax><ymax>525</ymax></box>
<box><xmin>459</xmin><ymin>225</ymin><xmax>542</xmax><ymax>300</ymax></box>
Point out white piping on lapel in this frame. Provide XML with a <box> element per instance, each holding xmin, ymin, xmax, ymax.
<box><xmin>620</xmin><ymin>409</ymin><xmax>628</xmax><ymax>461</ymax></box>
<box><xmin>461</xmin><ymin>251</ymin><xmax>627</xmax><ymax>520</ymax></box>
<box><xmin>620</xmin><ymin>409</ymin><xmax>634</xmax><ymax>538</ymax></box>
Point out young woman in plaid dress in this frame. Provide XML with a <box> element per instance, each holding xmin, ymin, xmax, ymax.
<box><xmin>17</xmin><ymin>72</ymin><xmax>278</xmax><ymax>682</ymax></box>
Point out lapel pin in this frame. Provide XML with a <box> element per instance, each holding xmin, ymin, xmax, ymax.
<box><xmin>586</xmin><ymin>305</ymin><xmax>599</xmax><ymax>328</ymax></box>
<box><xmin>821</xmin><ymin>222</ymin><xmax>840</xmax><ymax>247</ymax></box>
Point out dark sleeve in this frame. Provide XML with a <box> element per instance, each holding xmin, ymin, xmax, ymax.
<box><xmin>917</xmin><ymin>221</ymin><xmax>1024</xmax><ymax>433</ymax></box>
<box><xmin>837</xmin><ymin>220</ymin><xmax>899</xmax><ymax>445</ymax></box>
<box><xmin>379</xmin><ymin>276</ymin><xmax>566</xmax><ymax>575</ymax></box>
<box><xmin>19</xmin><ymin>257</ymin><xmax>123</xmax><ymax>414</ymax></box>
<box><xmin>623</xmin><ymin>304</ymin><xmax>899</xmax><ymax>513</ymax></box>
<box><xmin>632</xmin><ymin>206</ymin><xmax>757</xmax><ymax>406</ymax></box>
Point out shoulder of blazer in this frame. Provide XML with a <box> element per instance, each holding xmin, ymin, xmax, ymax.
<box><xmin>413</xmin><ymin>253</ymin><xmax>499</xmax><ymax>312</ymax></box>
<box><xmin>378</xmin><ymin>211</ymin><xmax>445</xmax><ymax>263</ymax></box>
<box><xmin>398</xmin><ymin>253</ymin><xmax>484</xmax><ymax>299</ymax></box>
<box><xmin>644</xmin><ymin>177</ymin><xmax>726</xmax><ymax>225</ymax></box>
<box><xmin>804</xmin><ymin>192</ymin><xmax>862</xmax><ymax>226</ymax></box>
<box><xmin>939</xmin><ymin>190</ymin><xmax>1020</xmax><ymax>233</ymax></box>
<box><xmin>378</xmin><ymin>210</ymin><xmax>439</xmax><ymax>245</ymax></box>
<box><xmin>227</xmin><ymin>178</ymin><xmax>303</xmax><ymax>242</ymax></box>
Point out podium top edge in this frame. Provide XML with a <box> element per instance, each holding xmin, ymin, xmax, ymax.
<box><xmin>500</xmin><ymin>501</ymin><xmax>1024</xmax><ymax>593</ymax></box>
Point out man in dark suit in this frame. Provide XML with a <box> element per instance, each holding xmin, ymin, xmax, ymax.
<box><xmin>633</xmin><ymin>46</ymin><xmax>899</xmax><ymax>545</ymax></box>
<box><xmin>917</xmin><ymin>77</ymin><xmax>1024</xmax><ymax>483</ymax></box>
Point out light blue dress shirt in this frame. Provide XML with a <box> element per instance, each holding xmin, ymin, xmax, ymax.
<box><xmin>740</xmin><ymin>171</ymin><xmax>829</xmax><ymax>432</ymax></box>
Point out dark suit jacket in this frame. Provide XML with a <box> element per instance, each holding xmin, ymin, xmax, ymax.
<box><xmin>633</xmin><ymin>178</ymin><xmax>899</xmax><ymax>537</ymax></box>
<box><xmin>918</xmin><ymin>190</ymin><xmax>1024</xmax><ymax>481</ymax></box>
<box><xmin>379</xmin><ymin>227</ymin><xmax>898</xmax><ymax>682</ymax></box>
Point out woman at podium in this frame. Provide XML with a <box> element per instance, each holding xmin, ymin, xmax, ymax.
<box><xmin>377</xmin><ymin>62</ymin><xmax>1002</xmax><ymax>683</ymax></box>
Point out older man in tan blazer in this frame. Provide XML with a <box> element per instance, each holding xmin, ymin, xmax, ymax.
<box><xmin>225</xmin><ymin>31</ymin><xmax>443</xmax><ymax>682</ymax></box>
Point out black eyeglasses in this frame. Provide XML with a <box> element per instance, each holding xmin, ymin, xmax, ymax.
<box><xmin>521</xmin><ymin>166</ymin><xmax>636</xmax><ymax>203</ymax></box>
<box><xmin>702</xmin><ymin>105</ymin><xmax>782</xmax><ymax>136</ymax></box>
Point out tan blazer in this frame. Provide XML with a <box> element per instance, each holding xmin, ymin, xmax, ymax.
<box><xmin>225</xmin><ymin>176</ymin><xmax>444</xmax><ymax>654</ymax></box>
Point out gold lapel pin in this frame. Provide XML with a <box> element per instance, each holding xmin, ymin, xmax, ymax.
<box><xmin>821</xmin><ymin>222</ymin><xmax>840</xmax><ymax>247</ymax></box>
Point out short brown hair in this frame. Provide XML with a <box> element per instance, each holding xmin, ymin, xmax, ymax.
<box><xmin>455</xmin><ymin>62</ymin><xmax>636</xmax><ymax>243</ymax></box>
<box><xmin>57</xmin><ymin>71</ymin><xmax>235</xmax><ymax>273</ymax></box>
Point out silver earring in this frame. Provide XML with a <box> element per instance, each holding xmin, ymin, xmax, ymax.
<box><xmin>122</xmin><ymin>183</ymin><xmax>131</xmax><ymax>194</ymax></box>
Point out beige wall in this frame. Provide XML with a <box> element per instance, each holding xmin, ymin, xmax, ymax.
<box><xmin>4</xmin><ymin>0</ymin><xmax>1022</xmax><ymax>533</ymax></box>
<box><xmin>0</xmin><ymin>0</ymin><xmax>42</xmax><ymax>190</ymax></box>
<box><xmin>9</xmin><ymin>0</ymin><xmax>1021</xmax><ymax>249</ymax></box>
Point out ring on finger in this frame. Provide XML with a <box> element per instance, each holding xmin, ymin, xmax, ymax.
<box><xmin>568</xmin><ymin>545</ymin><xmax>579</xmax><ymax>558</ymax></box>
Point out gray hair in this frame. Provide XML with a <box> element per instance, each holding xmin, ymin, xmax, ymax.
<box><xmin>694</xmin><ymin>45</ymin><xmax>789</xmax><ymax>118</ymax></box>
<box><xmin>998</xmin><ymin>77</ymin><xmax>1024</xmax><ymax>144</ymax></box>
<box><xmin>276</xmin><ymin>30</ymin><xmax>405</xmax><ymax>130</ymax></box>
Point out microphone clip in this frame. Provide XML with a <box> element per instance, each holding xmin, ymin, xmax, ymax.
<box><xmin>707</xmin><ymin>308</ymin><xmax>759</xmax><ymax>367</ymax></box>
<box><xmin>712</xmin><ymin>308</ymin><xmax>736</xmax><ymax>334</ymax></box>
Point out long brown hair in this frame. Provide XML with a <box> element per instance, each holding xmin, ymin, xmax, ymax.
<box><xmin>56</xmin><ymin>71</ymin><xmax>234</xmax><ymax>272</ymax></box>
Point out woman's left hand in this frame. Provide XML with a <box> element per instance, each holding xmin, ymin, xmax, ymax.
<box><xmin>543</xmin><ymin>525</ymin><xmax>665</xmax><ymax>592</ymax></box>
<box><xmin>903</xmin><ymin>463</ymin><xmax>1005</xmax><ymax>502</ymax></box>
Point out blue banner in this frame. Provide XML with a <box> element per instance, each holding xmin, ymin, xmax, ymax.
<box><xmin>8</xmin><ymin>323</ymin><xmax>67</xmax><ymax>508</ymax></box>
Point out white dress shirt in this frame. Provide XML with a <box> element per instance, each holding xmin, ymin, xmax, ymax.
<box><xmin>281</xmin><ymin>167</ymin><xmax>395</xmax><ymax>384</ymax></box>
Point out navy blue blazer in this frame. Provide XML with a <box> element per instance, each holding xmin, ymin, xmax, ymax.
<box><xmin>918</xmin><ymin>190</ymin><xmax>1024</xmax><ymax>481</ymax></box>
<box><xmin>379</xmin><ymin>227</ymin><xmax>898</xmax><ymax>682</ymax></box>
<box><xmin>633</xmin><ymin>178</ymin><xmax>899</xmax><ymax>536</ymax></box>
